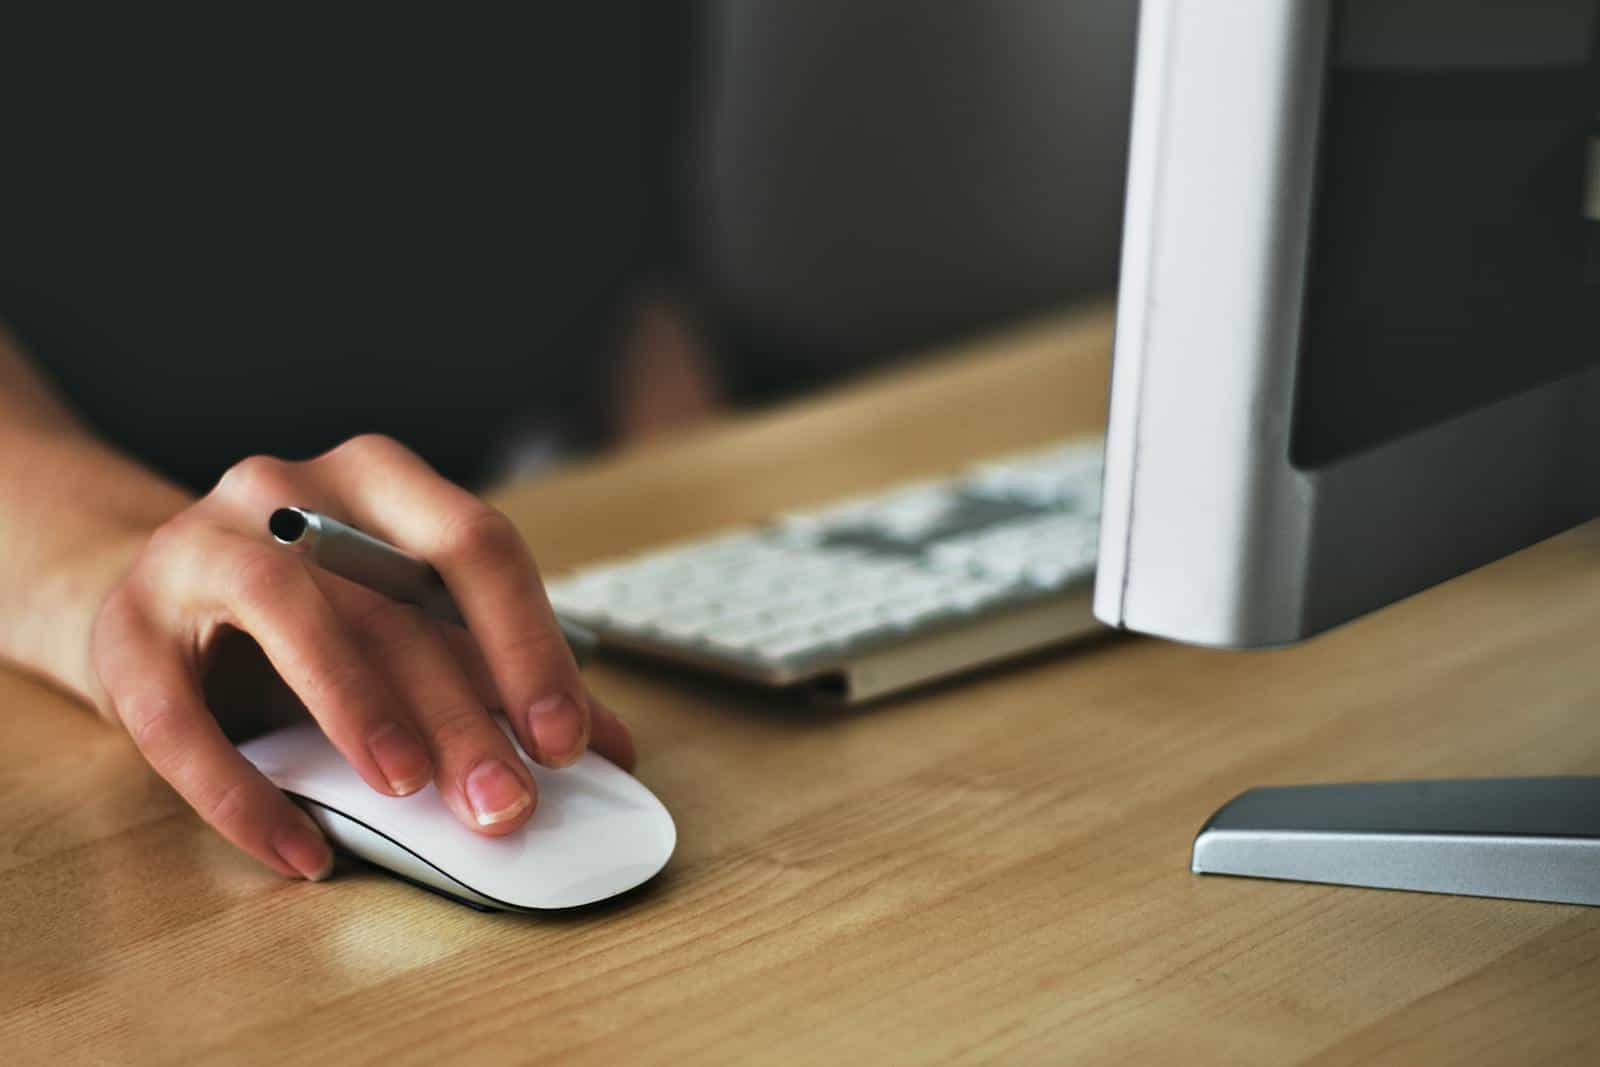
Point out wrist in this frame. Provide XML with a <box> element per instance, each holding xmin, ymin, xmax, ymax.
<box><xmin>0</xmin><ymin>433</ymin><xmax>191</xmax><ymax>712</ymax></box>
<box><xmin>0</xmin><ymin>333</ymin><xmax>194</xmax><ymax>709</ymax></box>
<box><xmin>7</xmin><ymin>522</ymin><xmax>155</xmax><ymax>714</ymax></box>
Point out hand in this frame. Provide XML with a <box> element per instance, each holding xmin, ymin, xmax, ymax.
<box><xmin>91</xmin><ymin>434</ymin><xmax>635</xmax><ymax>881</ymax></box>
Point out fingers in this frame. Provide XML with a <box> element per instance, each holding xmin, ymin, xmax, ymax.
<box><xmin>326</xmin><ymin>580</ymin><xmax>539</xmax><ymax>835</ymax></box>
<box><xmin>587</xmin><ymin>696</ymin><xmax>637</xmax><ymax>773</ymax></box>
<box><xmin>94</xmin><ymin>595</ymin><xmax>333</xmax><ymax>880</ymax></box>
<box><xmin>437</xmin><ymin>623</ymin><xmax>503</xmax><ymax>707</ymax></box>
<box><xmin>311</xmin><ymin>435</ymin><xmax>590</xmax><ymax>769</ymax></box>
<box><xmin>439</xmin><ymin>622</ymin><xmax>637</xmax><ymax>773</ymax></box>
<box><xmin>144</xmin><ymin>521</ymin><xmax>434</xmax><ymax>799</ymax></box>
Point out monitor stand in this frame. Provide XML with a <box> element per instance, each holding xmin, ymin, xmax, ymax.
<box><xmin>1192</xmin><ymin>777</ymin><xmax>1600</xmax><ymax>906</ymax></box>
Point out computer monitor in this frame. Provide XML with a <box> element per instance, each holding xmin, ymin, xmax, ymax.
<box><xmin>1096</xmin><ymin>0</ymin><xmax>1600</xmax><ymax>649</ymax></box>
<box><xmin>1095</xmin><ymin>0</ymin><xmax>1600</xmax><ymax>905</ymax></box>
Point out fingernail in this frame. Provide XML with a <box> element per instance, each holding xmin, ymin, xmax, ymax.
<box><xmin>527</xmin><ymin>694</ymin><xmax>586</xmax><ymax>765</ymax></box>
<box><xmin>277</xmin><ymin>808</ymin><xmax>334</xmax><ymax>881</ymax></box>
<box><xmin>464</xmin><ymin>760</ymin><xmax>533</xmax><ymax>826</ymax></box>
<box><xmin>368</xmin><ymin>722</ymin><xmax>432</xmax><ymax>795</ymax></box>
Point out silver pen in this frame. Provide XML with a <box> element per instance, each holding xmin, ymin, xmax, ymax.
<box><xmin>268</xmin><ymin>507</ymin><xmax>597</xmax><ymax>664</ymax></box>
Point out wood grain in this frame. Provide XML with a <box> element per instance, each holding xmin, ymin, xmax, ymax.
<box><xmin>4</xmin><ymin>304</ymin><xmax>1599</xmax><ymax>1064</ymax></box>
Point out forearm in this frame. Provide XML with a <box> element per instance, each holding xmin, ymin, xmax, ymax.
<box><xmin>0</xmin><ymin>324</ymin><xmax>192</xmax><ymax>707</ymax></box>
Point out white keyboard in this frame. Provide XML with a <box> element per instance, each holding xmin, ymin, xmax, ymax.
<box><xmin>546</xmin><ymin>437</ymin><xmax>1105</xmax><ymax>701</ymax></box>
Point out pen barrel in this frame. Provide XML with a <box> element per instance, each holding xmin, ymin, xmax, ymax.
<box><xmin>287</xmin><ymin>511</ymin><xmax>466</xmax><ymax>627</ymax></box>
<box><xmin>271</xmin><ymin>507</ymin><xmax>596</xmax><ymax>663</ymax></box>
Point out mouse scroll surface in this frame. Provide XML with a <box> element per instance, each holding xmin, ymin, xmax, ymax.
<box><xmin>238</xmin><ymin>721</ymin><xmax>675</xmax><ymax>910</ymax></box>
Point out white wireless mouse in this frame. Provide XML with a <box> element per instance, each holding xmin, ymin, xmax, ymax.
<box><xmin>238</xmin><ymin>719</ymin><xmax>675</xmax><ymax>911</ymax></box>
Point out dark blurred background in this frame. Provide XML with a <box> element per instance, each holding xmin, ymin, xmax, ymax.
<box><xmin>0</xmin><ymin>2</ymin><xmax>1138</xmax><ymax>491</ymax></box>
<box><xmin>688</xmin><ymin>1</ymin><xmax>1136</xmax><ymax>398</ymax></box>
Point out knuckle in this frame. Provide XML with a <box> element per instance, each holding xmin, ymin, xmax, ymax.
<box><xmin>326</xmin><ymin>433</ymin><xmax>405</xmax><ymax>466</ymax></box>
<box><xmin>90</xmin><ymin>593</ymin><xmax>141</xmax><ymax>692</ymax></box>
<box><xmin>113</xmin><ymin>516</ymin><xmax>215</xmax><ymax>614</ymax></box>
<box><xmin>436</xmin><ymin>506</ymin><xmax>522</xmax><ymax>567</ymax></box>
<box><xmin>203</xmin><ymin>779</ymin><xmax>257</xmax><ymax>833</ymax></box>
<box><xmin>495</xmin><ymin>624</ymin><xmax>567</xmax><ymax>671</ymax></box>
<box><xmin>92</xmin><ymin>584</ymin><xmax>140</xmax><ymax>645</ymax></box>
<box><xmin>120</xmin><ymin>690</ymin><xmax>186</xmax><ymax>758</ymax></box>
<box><xmin>141</xmin><ymin>519</ymin><xmax>193</xmax><ymax>565</ymax></box>
<box><xmin>299</xmin><ymin>656</ymin><xmax>370</xmax><ymax>711</ymax></box>
<box><xmin>426</xmin><ymin>703</ymin><xmax>496</xmax><ymax>755</ymax></box>
<box><xmin>354</xmin><ymin>600</ymin><xmax>425</xmax><ymax>648</ymax></box>
<box><xmin>228</xmin><ymin>547</ymin><xmax>304</xmax><ymax>604</ymax></box>
<box><xmin>213</xmin><ymin>454</ymin><xmax>293</xmax><ymax>505</ymax></box>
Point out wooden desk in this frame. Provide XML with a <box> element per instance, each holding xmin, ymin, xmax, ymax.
<box><xmin>5</xmin><ymin>307</ymin><xmax>1600</xmax><ymax>1064</ymax></box>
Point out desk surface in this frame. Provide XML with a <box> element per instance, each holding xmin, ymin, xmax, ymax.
<box><xmin>5</xmin><ymin>307</ymin><xmax>1600</xmax><ymax>1065</ymax></box>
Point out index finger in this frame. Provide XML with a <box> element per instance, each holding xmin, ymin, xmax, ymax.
<box><xmin>311</xmin><ymin>435</ymin><xmax>589</xmax><ymax>768</ymax></box>
<box><xmin>96</xmin><ymin>601</ymin><xmax>334</xmax><ymax>881</ymax></box>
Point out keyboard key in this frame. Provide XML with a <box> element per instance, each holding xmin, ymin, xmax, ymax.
<box><xmin>753</xmin><ymin>627</ymin><xmax>833</xmax><ymax>662</ymax></box>
<box><xmin>703</xmin><ymin>615</ymin><xmax>795</xmax><ymax>654</ymax></box>
<box><xmin>881</xmin><ymin>593</ymin><xmax>950</xmax><ymax>628</ymax></box>
<box><xmin>653</xmin><ymin>602</ymin><xmax>738</xmax><ymax>639</ymax></box>
<box><xmin>815</xmin><ymin>608</ymin><xmax>885</xmax><ymax>643</ymax></box>
<box><xmin>600</xmin><ymin>602</ymin><xmax>664</xmax><ymax>630</ymax></box>
<box><xmin>546</xmin><ymin>437</ymin><xmax>1102</xmax><ymax>680</ymax></box>
<box><xmin>1025</xmin><ymin>562</ymin><xmax>1073</xmax><ymax>589</ymax></box>
<box><xmin>949</xmin><ymin>578</ymin><xmax>1015</xmax><ymax>612</ymax></box>
<box><xmin>927</xmin><ymin>539</ymin><xmax>978</xmax><ymax>573</ymax></box>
